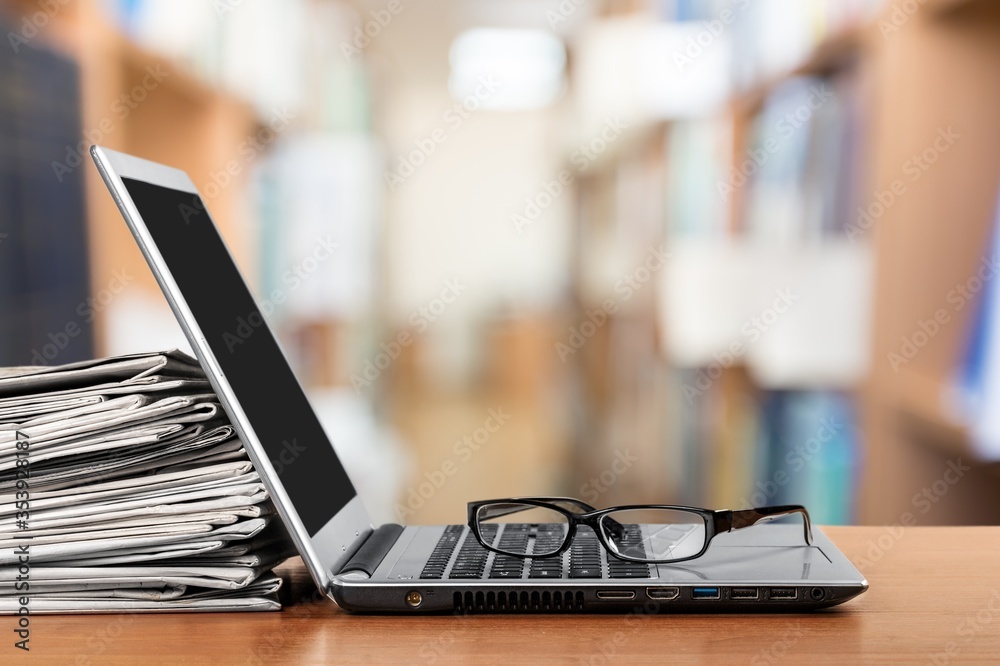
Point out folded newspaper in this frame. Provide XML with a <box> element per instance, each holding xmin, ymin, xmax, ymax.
<box><xmin>0</xmin><ymin>351</ymin><xmax>297</xmax><ymax>613</ymax></box>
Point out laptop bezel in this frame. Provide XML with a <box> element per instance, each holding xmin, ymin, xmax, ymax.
<box><xmin>90</xmin><ymin>145</ymin><xmax>372</xmax><ymax>597</ymax></box>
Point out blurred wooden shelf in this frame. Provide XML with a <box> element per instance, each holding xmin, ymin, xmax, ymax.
<box><xmin>893</xmin><ymin>371</ymin><xmax>969</xmax><ymax>451</ymax></box>
<box><xmin>858</xmin><ymin>0</ymin><xmax>1000</xmax><ymax>523</ymax></box>
<box><xmin>733</xmin><ymin>24</ymin><xmax>869</xmax><ymax>118</ymax></box>
<box><xmin>2</xmin><ymin>0</ymin><xmax>267</xmax><ymax>355</ymax></box>
<box><xmin>894</xmin><ymin>372</ymin><xmax>1000</xmax><ymax>477</ymax></box>
<box><xmin>926</xmin><ymin>0</ymin><xmax>1000</xmax><ymax>17</ymax></box>
<box><xmin>118</xmin><ymin>38</ymin><xmax>232</xmax><ymax>113</ymax></box>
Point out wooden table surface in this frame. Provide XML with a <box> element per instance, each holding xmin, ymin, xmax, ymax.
<box><xmin>13</xmin><ymin>527</ymin><xmax>1000</xmax><ymax>665</ymax></box>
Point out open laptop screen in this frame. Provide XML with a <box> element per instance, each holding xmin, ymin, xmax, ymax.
<box><xmin>120</xmin><ymin>177</ymin><xmax>355</xmax><ymax>536</ymax></box>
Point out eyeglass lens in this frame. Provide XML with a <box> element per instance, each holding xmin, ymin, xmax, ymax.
<box><xmin>476</xmin><ymin>503</ymin><xmax>708</xmax><ymax>562</ymax></box>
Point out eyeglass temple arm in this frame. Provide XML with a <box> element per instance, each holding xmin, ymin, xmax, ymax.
<box><xmin>715</xmin><ymin>505</ymin><xmax>813</xmax><ymax>546</ymax></box>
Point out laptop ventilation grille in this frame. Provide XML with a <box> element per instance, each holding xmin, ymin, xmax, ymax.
<box><xmin>453</xmin><ymin>590</ymin><xmax>585</xmax><ymax>613</ymax></box>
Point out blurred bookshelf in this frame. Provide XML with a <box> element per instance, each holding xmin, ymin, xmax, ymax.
<box><xmin>564</xmin><ymin>0</ymin><xmax>1000</xmax><ymax>524</ymax></box>
<box><xmin>2</xmin><ymin>0</ymin><xmax>261</xmax><ymax>359</ymax></box>
<box><xmin>0</xmin><ymin>0</ymin><xmax>407</xmax><ymax>521</ymax></box>
<box><xmin>0</xmin><ymin>3</ymin><xmax>93</xmax><ymax>367</ymax></box>
<box><xmin>5</xmin><ymin>0</ymin><xmax>1000</xmax><ymax>527</ymax></box>
<box><xmin>0</xmin><ymin>0</ymin><xmax>382</xmax><ymax>390</ymax></box>
<box><xmin>859</xmin><ymin>0</ymin><xmax>1000</xmax><ymax>523</ymax></box>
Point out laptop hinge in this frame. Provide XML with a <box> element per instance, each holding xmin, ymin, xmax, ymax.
<box><xmin>337</xmin><ymin>523</ymin><xmax>404</xmax><ymax>578</ymax></box>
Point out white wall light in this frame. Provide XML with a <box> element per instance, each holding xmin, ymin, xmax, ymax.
<box><xmin>449</xmin><ymin>28</ymin><xmax>566</xmax><ymax>111</ymax></box>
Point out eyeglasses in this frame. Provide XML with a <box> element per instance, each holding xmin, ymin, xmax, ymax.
<box><xmin>467</xmin><ymin>497</ymin><xmax>812</xmax><ymax>564</ymax></box>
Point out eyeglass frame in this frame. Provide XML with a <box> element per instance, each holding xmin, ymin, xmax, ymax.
<box><xmin>466</xmin><ymin>497</ymin><xmax>813</xmax><ymax>565</ymax></box>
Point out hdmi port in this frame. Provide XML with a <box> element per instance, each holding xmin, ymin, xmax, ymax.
<box><xmin>769</xmin><ymin>587</ymin><xmax>797</xmax><ymax>600</ymax></box>
<box><xmin>596</xmin><ymin>590</ymin><xmax>636</xmax><ymax>600</ymax></box>
<box><xmin>646</xmin><ymin>587</ymin><xmax>680</xmax><ymax>600</ymax></box>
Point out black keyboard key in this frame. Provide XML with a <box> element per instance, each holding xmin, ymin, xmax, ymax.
<box><xmin>528</xmin><ymin>569</ymin><xmax>562</xmax><ymax>578</ymax></box>
<box><xmin>569</xmin><ymin>566</ymin><xmax>602</xmax><ymax>578</ymax></box>
<box><xmin>607</xmin><ymin>567</ymin><xmax>651</xmax><ymax>578</ymax></box>
<box><xmin>489</xmin><ymin>569</ymin><xmax>521</xmax><ymax>578</ymax></box>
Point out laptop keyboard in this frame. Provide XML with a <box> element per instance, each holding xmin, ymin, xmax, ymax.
<box><xmin>419</xmin><ymin>524</ymin><xmax>464</xmax><ymax>579</ymax></box>
<box><xmin>420</xmin><ymin>524</ymin><xmax>653</xmax><ymax>580</ymax></box>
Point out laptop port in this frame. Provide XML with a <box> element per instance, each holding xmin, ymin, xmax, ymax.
<box><xmin>645</xmin><ymin>587</ymin><xmax>679</xmax><ymax>600</ymax></box>
<box><xmin>730</xmin><ymin>587</ymin><xmax>759</xmax><ymax>600</ymax></box>
<box><xmin>810</xmin><ymin>587</ymin><xmax>826</xmax><ymax>601</ymax></box>
<box><xmin>769</xmin><ymin>587</ymin><xmax>797</xmax><ymax>600</ymax></box>
<box><xmin>596</xmin><ymin>590</ymin><xmax>636</xmax><ymax>600</ymax></box>
<box><xmin>691</xmin><ymin>587</ymin><xmax>720</xmax><ymax>600</ymax></box>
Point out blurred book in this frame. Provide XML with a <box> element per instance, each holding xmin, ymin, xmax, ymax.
<box><xmin>953</xmin><ymin>188</ymin><xmax>1000</xmax><ymax>461</ymax></box>
<box><xmin>741</xmin><ymin>76</ymin><xmax>819</xmax><ymax>242</ymax></box>
<box><xmin>729</xmin><ymin>0</ymin><xmax>886</xmax><ymax>93</ymax></box>
<box><xmin>0</xmin><ymin>351</ymin><xmax>296</xmax><ymax>613</ymax></box>
<box><xmin>103</xmin><ymin>0</ymin><xmax>371</xmax><ymax>125</ymax></box>
<box><xmin>0</xmin><ymin>22</ymin><xmax>92</xmax><ymax>367</ymax></box>
<box><xmin>664</xmin><ymin>119</ymin><xmax>729</xmax><ymax>238</ymax></box>
<box><xmin>756</xmin><ymin>390</ymin><xmax>857</xmax><ymax>524</ymax></box>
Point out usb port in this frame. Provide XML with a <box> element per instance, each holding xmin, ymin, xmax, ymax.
<box><xmin>596</xmin><ymin>590</ymin><xmax>635</xmax><ymax>600</ymax></box>
<box><xmin>646</xmin><ymin>587</ymin><xmax>679</xmax><ymax>600</ymax></box>
<box><xmin>691</xmin><ymin>587</ymin><xmax>720</xmax><ymax>600</ymax></box>
<box><xmin>730</xmin><ymin>587</ymin><xmax>759</xmax><ymax>600</ymax></box>
<box><xmin>769</xmin><ymin>587</ymin><xmax>797</xmax><ymax>600</ymax></box>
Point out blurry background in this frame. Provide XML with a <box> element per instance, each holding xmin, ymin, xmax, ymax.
<box><xmin>2</xmin><ymin>0</ymin><xmax>999</xmax><ymax>527</ymax></box>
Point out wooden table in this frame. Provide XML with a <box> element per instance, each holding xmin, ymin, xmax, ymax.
<box><xmin>15</xmin><ymin>527</ymin><xmax>1000</xmax><ymax>664</ymax></box>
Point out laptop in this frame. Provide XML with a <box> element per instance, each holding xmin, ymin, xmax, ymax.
<box><xmin>90</xmin><ymin>145</ymin><xmax>868</xmax><ymax>613</ymax></box>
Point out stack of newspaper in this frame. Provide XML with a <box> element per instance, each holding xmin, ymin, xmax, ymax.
<box><xmin>0</xmin><ymin>351</ymin><xmax>296</xmax><ymax>613</ymax></box>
